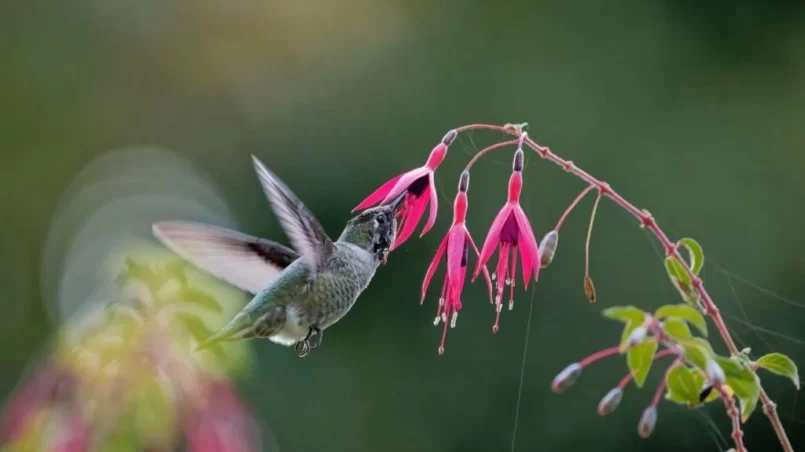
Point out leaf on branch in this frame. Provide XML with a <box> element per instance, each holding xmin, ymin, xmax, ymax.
<box><xmin>661</xmin><ymin>317</ymin><xmax>692</xmax><ymax>342</ymax></box>
<box><xmin>665</xmin><ymin>365</ymin><xmax>700</xmax><ymax>406</ymax></box>
<box><xmin>628</xmin><ymin>340</ymin><xmax>658</xmax><ymax>388</ymax></box>
<box><xmin>677</xmin><ymin>337</ymin><xmax>715</xmax><ymax>370</ymax></box>
<box><xmin>664</xmin><ymin>257</ymin><xmax>699</xmax><ymax>306</ymax></box>
<box><xmin>602</xmin><ymin>306</ymin><xmax>647</xmax><ymax>347</ymax></box>
<box><xmin>655</xmin><ymin>304</ymin><xmax>708</xmax><ymax>337</ymax></box>
<box><xmin>756</xmin><ymin>353</ymin><xmax>800</xmax><ymax>390</ymax></box>
<box><xmin>678</xmin><ymin>237</ymin><xmax>704</xmax><ymax>276</ymax></box>
<box><xmin>726</xmin><ymin>372</ymin><xmax>761</xmax><ymax>423</ymax></box>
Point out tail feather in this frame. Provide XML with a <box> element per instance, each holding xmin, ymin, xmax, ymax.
<box><xmin>194</xmin><ymin>313</ymin><xmax>252</xmax><ymax>352</ymax></box>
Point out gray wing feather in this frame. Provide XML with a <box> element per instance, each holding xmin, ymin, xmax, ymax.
<box><xmin>152</xmin><ymin>221</ymin><xmax>299</xmax><ymax>294</ymax></box>
<box><xmin>251</xmin><ymin>155</ymin><xmax>335</xmax><ymax>273</ymax></box>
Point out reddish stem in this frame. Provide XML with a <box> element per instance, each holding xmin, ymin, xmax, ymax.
<box><xmin>652</xmin><ymin>358</ymin><xmax>681</xmax><ymax>408</ymax></box>
<box><xmin>464</xmin><ymin>139</ymin><xmax>520</xmax><ymax>171</ymax></box>
<box><xmin>579</xmin><ymin>345</ymin><xmax>621</xmax><ymax>368</ymax></box>
<box><xmin>717</xmin><ymin>385</ymin><xmax>747</xmax><ymax>452</ymax></box>
<box><xmin>453</xmin><ymin>123</ymin><xmax>792</xmax><ymax>452</ymax></box>
<box><xmin>555</xmin><ymin>185</ymin><xmax>596</xmax><ymax>231</ymax></box>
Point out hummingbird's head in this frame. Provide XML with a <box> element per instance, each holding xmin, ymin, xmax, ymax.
<box><xmin>340</xmin><ymin>191</ymin><xmax>406</xmax><ymax>262</ymax></box>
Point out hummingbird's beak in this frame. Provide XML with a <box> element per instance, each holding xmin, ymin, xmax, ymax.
<box><xmin>387</xmin><ymin>190</ymin><xmax>408</xmax><ymax>212</ymax></box>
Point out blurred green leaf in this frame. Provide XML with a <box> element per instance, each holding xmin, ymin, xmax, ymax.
<box><xmin>726</xmin><ymin>372</ymin><xmax>760</xmax><ymax>423</ymax></box>
<box><xmin>665</xmin><ymin>365</ymin><xmax>699</xmax><ymax>406</ymax></box>
<box><xmin>603</xmin><ymin>306</ymin><xmax>646</xmax><ymax>346</ymax></box>
<box><xmin>714</xmin><ymin>355</ymin><xmax>747</xmax><ymax>377</ymax></box>
<box><xmin>756</xmin><ymin>353</ymin><xmax>800</xmax><ymax>390</ymax></box>
<box><xmin>665</xmin><ymin>257</ymin><xmax>690</xmax><ymax>286</ymax></box>
<box><xmin>655</xmin><ymin>304</ymin><xmax>707</xmax><ymax>336</ymax></box>
<box><xmin>172</xmin><ymin>288</ymin><xmax>223</xmax><ymax>313</ymax></box>
<box><xmin>661</xmin><ymin>317</ymin><xmax>692</xmax><ymax>341</ymax></box>
<box><xmin>678</xmin><ymin>238</ymin><xmax>704</xmax><ymax>276</ymax></box>
<box><xmin>628</xmin><ymin>340</ymin><xmax>658</xmax><ymax>388</ymax></box>
<box><xmin>176</xmin><ymin>313</ymin><xmax>226</xmax><ymax>361</ymax></box>
<box><xmin>131</xmin><ymin>379</ymin><xmax>177</xmax><ymax>448</ymax></box>
<box><xmin>678</xmin><ymin>338</ymin><xmax>713</xmax><ymax>370</ymax></box>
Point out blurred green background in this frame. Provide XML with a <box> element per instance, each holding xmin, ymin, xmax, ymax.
<box><xmin>2</xmin><ymin>1</ymin><xmax>805</xmax><ymax>450</ymax></box>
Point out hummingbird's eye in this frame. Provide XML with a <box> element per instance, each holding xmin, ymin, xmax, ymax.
<box><xmin>376</xmin><ymin>216</ymin><xmax>386</xmax><ymax>224</ymax></box>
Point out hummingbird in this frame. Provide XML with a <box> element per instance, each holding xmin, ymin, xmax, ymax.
<box><xmin>152</xmin><ymin>155</ymin><xmax>405</xmax><ymax>357</ymax></box>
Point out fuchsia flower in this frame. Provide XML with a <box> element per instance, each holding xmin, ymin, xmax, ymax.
<box><xmin>183</xmin><ymin>380</ymin><xmax>260</xmax><ymax>452</ymax></box>
<box><xmin>353</xmin><ymin>130</ymin><xmax>457</xmax><ymax>249</ymax></box>
<box><xmin>420</xmin><ymin>171</ymin><xmax>493</xmax><ymax>354</ymax></box>
<box><xmin>473</xmin><ymin>148</ymin><xmax>541</xmax><ymax>332</ymax></box>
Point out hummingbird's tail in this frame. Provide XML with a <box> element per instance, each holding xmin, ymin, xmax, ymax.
<box><xmin>194</xmin><ymin>313</ymin><xmax>251</xmax><ymax>352</ymax></box>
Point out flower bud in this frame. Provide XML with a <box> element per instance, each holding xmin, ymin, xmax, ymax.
<box><xmin>637</xmin><ymin>406</ymin><xmax>657</xmax><ymax>439</ymax></box>
<box><xmin>597</xmin><ymin>388</ymin><xmax>623</xmax><ymax>416</ymax></box>
<box><xmin>458</xmin><ymin>170</ymin><xmax>470</xmax><ymax>193</ymax></box>
<box><xmin>623</xmin><ymin>326</ymin><xmax>648</xmax><ymax>351</ymax></box>
<box><xmin>539</xmin><ymin>230</ymin><xmax>559</xmax><ymax>268</ymax></box>
<box><xmin>442</xmin><ymin>129</ymin><xmax>457</xmax><ymax>146</ymax></box>
<box><xmin>513</xmin><ymin>149</ymin><xmax>524</xmax><ymax>172</ymax></box>
<box><xmin>551</xmin><ymin>363</ymin><xmax>582</xmax><ymax>393</ymax></box>
<box><xmin>705</xmin><ymin>359</ymin><xmax>726</xmax><ymax>386</ymax></box>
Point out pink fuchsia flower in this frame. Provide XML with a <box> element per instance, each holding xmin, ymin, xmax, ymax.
<box><xmin>473</xmin><ymin>148</ymin><xmax>541</xmax><ymax>332</ymax></box>
<box><xmin>420</xmin><ymin>171</ymin><xmax>493</xmax><ymax>354</ymax></box>
<box><xmin>353</xmin><ymin>130</ymin><xmax>457</xmax><ymax>250</ymax></box>
<box><xmin>182</xmin><ymin>380</ymin><xmax>260</xmax><ymax>452</ymax></box>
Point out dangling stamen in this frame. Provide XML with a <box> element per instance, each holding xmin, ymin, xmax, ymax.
<box><xmin>509</xmin><ymin>246</ymin><xmax>518</xmax><ymax>311</ymax></box>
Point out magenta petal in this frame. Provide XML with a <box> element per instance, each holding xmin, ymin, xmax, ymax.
<box><xmin>421</xmin><ymin>234</ymin><xmax>449</xmax><ymax>303</ymax></box>
<box><xmin>353</xmin><ymin>174</ymin><xmax>403</xmax><ymax>211</ymax></box>
<box><xmin>392</xmin><ymin>193</ymin><xmax>429</xmax><ymax>250</ymax></box>
<box><xmin>513</xmin><ymin>206</ymin><xmax>541</xmax><ymax>287</ymax></box>
<box><xmin>446</xmin><ymin>225</ymin><xmax>466</xmax><ymax>284</ymax></box>
<box><xmin>420</xmin><ymin>173</ymin><xmax>439</xmax><ymax>237</ymax></box>
<box><xmin>380</xmin><ymin>167</ymin><xmax>430</xmax><ymax>205</ymax></box>
<box><xmin>473</xmin><ymin>204</ymin><xmax>514</xmax><ymax>280</ymax></box>
<box><xmin>467</xmin><ymin>231</ymin><xmax>494</xmax><ymax>304</ymax></box>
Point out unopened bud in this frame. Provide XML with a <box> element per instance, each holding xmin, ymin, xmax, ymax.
<box><xmin>597</xmin><ymin>388</ymin><xmax>623</xmax><ymax>416</ymax></box>
<box><xmin>637</xmin><ymin>406</ymin><xmax>657</xmax><ymax>439</ymax></box>
<box><xmin>540</xmin><ymin>230</ymin><xmax>559</xmax><ymax>268</ymax></box>
<box><xmin>551</xmin><ymin>363</ymin><xmax>582</xmax><ymax>393</ymax></box>
<box><xmin>705</xmin><ymin>360</ymin><xmax>726</xmax><ymax>386</ymax></box>
<box><xmin>442</xmin><ymin>129</ymin><xmax>457</xmax><ymax>146</ymax></box>
<box><xmin>458</xmin><ymin>170</ymin><xmax>470</xmax><ymax>193</ymax></box>
<box><xmin>513</xmin><ymin>149</ymin><xmax>524</xmax><ymax>172</ymax></box>
<box><xmin>624</xmin><ymin>326</ymin><xmax>648</xmax><ymax>350</ymax></box>
<box><xmin>583</xmin><ymin>275</ymin><xmax>596</xmax><ymax>303</ymax></box>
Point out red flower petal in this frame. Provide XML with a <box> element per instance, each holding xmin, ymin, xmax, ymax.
<box><xmin>513</xmin><ymin>206</ymin><xmax>541</xmax><ymax>287</ymax></box>
<box><xmin>419</xmin><ymin>173</ymin><xmax>439</xmax><ymax>238</ymax></box>
<box><xmin>446</xmin><ymin>225</ymin><xmax>467</xmax><ymax>287</ymax></box>
<box><xmin>421</xmin><ymin>234</ymin><xmax>449</xmax><ymax>304</ymax></box>
<box><xmin>473</xmin><ymin>204</ymin><xmax>514</xmax><ymax>280</ymax></box>
<box><xmin>467</xmin><ymin>231</ymin><xmax>494</xmax><ymax>304</ymax></box>
<box><xmin>392</xmin><ymin>192</ymin><xmax>430</xmax><ymax>250</ymax></box>
<box><xmin>380</xmin><ymin>167</ymin><xmax>430</xmax><ymax>205</ymax></box>
<box><xmin>353</xmin><ymin>174</ymin><xmax>403</xmax><ymax>211</ymax></box>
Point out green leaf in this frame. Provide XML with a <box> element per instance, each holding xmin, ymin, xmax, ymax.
<box><xmin>654</xmin><ymin>304</ymin><xmax>708</xmax><ymax>337</ymax></box>
<box><xmin>176</xmin><ymin>289</ymin><xmax>223</xmax><ymax>313</ymax></box>
<box><xmin>603</xmin><ymin>306</ymin><xmax>647</xmax><ymax>347</ymax></box>
<box><xmin>661</xmin><ymin>317</ymin><xmax>692</xmax><ymax>341</ymax></box>
<box><xmin>678</xmin><ymin>337</ymin><xmax>714</xmax><ymax>370</ymax></box>
<box><xmin>603</xmin><ymin>306</ymin><xmax>646</xmax><ymax>324</ymax></box>
<box><xmin>628</xmin><ymin>340</ymin><xmax>659</xmax><ymax>388</ymax></box>
<box><xmin>714</xmin><ymin>355</ymin><xmax>748</xmax><ymax>378</ymax></box>
<box><xmin>726</xmin><ymin>372</ymin><xmax>761</xmax><ymax>423</ymax></box>
<box><xmin>678</xmin><ymin>238</ymin><xmax>704</xmax><ymax>276</ymax></box>
<box><xmin>665</xmin><ymin>365</ymin><xmax>700</xmax><ymax>406</ymax></box>
<box><xmin>756</xmin><ymin>353</ymin><xmax>800</xmax><ymax>390</ymax></box>
<box><xmin>665</xmin><ymin>257</ymin><xmax>691</xmax><ymax>287</ymax></box>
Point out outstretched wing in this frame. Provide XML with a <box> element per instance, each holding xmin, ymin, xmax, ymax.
<box><xmin>251</xmin><ymin>155</ymin><xmax>335</xmax><ymax>274</ymax></box>
<box><xmin>152</xmin><ymin>221</ymin><xmax>300</xmax><ymax>294</ymax></box>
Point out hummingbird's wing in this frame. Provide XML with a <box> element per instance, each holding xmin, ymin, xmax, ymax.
<box><xmin>152</xmin><ymin>221</ymin><xmax>300</xmax><ymax>294</ymax></box>
<box><xmin>251</xmin><ymin>155</ymin><xmax>336</xmax><ymax>274</ymax></box>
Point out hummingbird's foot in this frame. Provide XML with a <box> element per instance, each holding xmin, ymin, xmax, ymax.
<box><xmin>307</xmin><ymin>326</ymin><xmax>323</xmax><ymax>349</ymax></box>
<box><xmin>294</xmin><ymin>340</ymin><xmax>310</xmax><ymax>358</ymax></box>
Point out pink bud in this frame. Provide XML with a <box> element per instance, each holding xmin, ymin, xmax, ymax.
<box><xmin>458</xmin><ymin>170</ymin><xmax>470</xmax><ymax>193</ymax></box>
<box><xmin>512</xmin><ymin>149</ymin><xmax>524</xmax><ymax>172</ymax></box>
<box><xmin>705</xmin><ymin>360</ymin><xmax>726</xmax><ymax>386</ymax></box>
<box><xmin>442</xmin><ymin>129</ymin><xmax>457</xmax><ymax>146</ymax></box>
<box><xmin>597</xmin><ymin>388</ymin><xmax>623</xmax><ymax>416</ymax></box>
<box><xmin>551</xmin><ymin>363</ymin><xmax>582</xmax><ymax>393</ymax></box>
<box><xmin>638</xmin><ymin>406</ymin><xmax>657</xmax><ymax>439</ymax></box>
<box><xmin>539</xmin><ymin>230</ymin><xmax>559</xmax><ymax>268</ymax></box>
